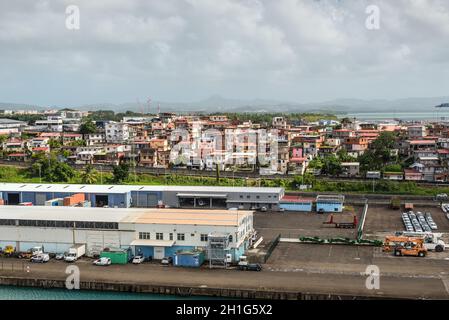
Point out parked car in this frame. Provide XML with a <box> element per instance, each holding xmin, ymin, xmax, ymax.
<box><xmin>161</xmin><ymin>257</ymin><xmax>173</xmax><ymax>265</ymax></box>
<box><xmin>132</xmin><ymin>255</ymin><xmax>146</xmax><ymax>264</ymax></box>
<box><xmin>93</xmin><ymin>257</ymin><xmax>111</xmax><ymax>266</ymax></box>
<box><xmin>55</xmin><ymin>252</ymin><xmax>66</xmax><ymax>260</ymax></box>
<box><xmin>260</xmin><ymin>207</ymin><xmax>267</xmax><ymax>212</ymax></box>
<box><xmin>30</xmin><ymin>253</ymin><xmax>50</xmax><ymax>263</ymax></box>
<box><xmin>239</xmin><ymin>263</ymin><xmax>262</xmax><ymax>271</ymax></box>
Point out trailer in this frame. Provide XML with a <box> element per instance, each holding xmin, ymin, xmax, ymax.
<box><xmin>323</xmin><ymin>214</ymin><xmax>358</xmax><ymax>229</ymax></box>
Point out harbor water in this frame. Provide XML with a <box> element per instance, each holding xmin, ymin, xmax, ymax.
<box><xmin>0</xmin><ymin>285</ymin><xmax>213</xmax><ymax>300</ymax></box>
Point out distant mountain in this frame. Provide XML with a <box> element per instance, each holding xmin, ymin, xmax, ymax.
<box><xmin>0</xmin><ymin>102</ymin><xmax>41</xmax><ymax>110</ymax></box>
<box><xmin>2</xmin><ymin>95</ymin><xmax>449</xmax><ymax>114</ymax></box>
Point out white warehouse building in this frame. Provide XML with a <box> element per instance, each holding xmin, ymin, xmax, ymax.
<box><xmin>0</xmin><ymin>206</ymin><xmax>254</xmax><ymax>262</ymax></box>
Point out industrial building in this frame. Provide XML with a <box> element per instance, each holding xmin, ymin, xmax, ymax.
<box><xmin>279</xmin><ymin>196</ymin><xmax>314</xmax><ymax>212</ymax></box>
<box><xmin>316</xmin><ymin>195</ymin><xmax>345</xmax><ymax>213</ymax></box>
<box><xmin>0</xmin><ymin>206</ymin><xmax>254</xmax><ymax>263</ymax></box>
<box><xmin>0</xmin><ymin>183</ymin><xmax>284</xmax><ymax>210</ymax></box>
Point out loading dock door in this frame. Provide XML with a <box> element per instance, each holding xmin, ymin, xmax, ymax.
<box><xmin>154</xmin><ymin>247</ymin><xmax>164</xmax><ymax>259</ymax></box>
<box><xmin>7</xmin><ymin>193</ymin><xmax>20</xmax><ymax>205</ymax></box>
<box><xmin>148</xmin><ymin>194</ymin><xmax>158</xmax><ymax>207</ymax></box>
<box><xmin>36</xmin><ymin>193</ymin><xmax>47</xmax><ymax>205</ymax></box>
<box><xmin>136</xmin><ymin>193</ymin><xmax>158</xmax><ymax>207</ymax></box>
<box><xmin>95</xmin><ymin>195</ymin><xmax>109</xmax><ymax>207</ymax></box>
<box><xmin>86</xmin><ymin>231</ymin><xmax>121</xmax><ymax>257</ymax></box>
<box><xmin>86</xmin><ymin>232</ymin><xmax>103</xmax><ymax>257</ymax></box>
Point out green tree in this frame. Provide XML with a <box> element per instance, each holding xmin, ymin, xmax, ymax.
<box><xmin>308</xmin><ymin>157</ymin><xmax>324</xmax><ymax>169</ymax></box>
<box><xmin>30</xmin><ymin>153</ymin><xmax>75</xmax><ymax>182</ymax></box>
<box><xmin>80</xmin><ymin>164</ymin><xmax>99</xmax><ymax>184</ymax></box>
<box><xmin>322</xmin><ymin>155</ymin><xmax>342</xmax><ymax>176</ymax></box>
<box><xmin>69</xmin><ymin>139</ymin><xmax>86</xmax><ymax>147</ymax></box>
<box><xmin>48</xmin><ymin>138</ymin><xmax>62</xmax><ymax>149</ymax></box>
<box><xmin>383</xmin><ymin>164</ymin><xmax>402</xmax><ymax>173</ymax></box>
<box><xmin>112</xmin><ymin>162</ymin><xmax>130</xmax><ymax>183</ymax></box>
<box><xmin>79</xmin><ymin>120</ymin><xmax>97</xmax><ymax>134</ymax></box>
<box><xmin>358</xmin><ymin>131</ymin><xmax>397</xmax><ymax>172</ymax></box>
<box><xmin>337</xmin><ymin>149</ymin><xmax>356</xmax><ymax>162</ymax></box>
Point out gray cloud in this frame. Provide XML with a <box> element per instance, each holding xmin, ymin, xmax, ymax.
<box><xmin>0</xmin><ymin>0</ymin><xmax>448</xmax><ymax>106</ymax></box>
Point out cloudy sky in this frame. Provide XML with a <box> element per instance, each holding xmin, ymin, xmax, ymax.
<box><xmin>1</xmin><ymin>0</ymin><xmax>449</xmax><ymax>107</ymax></box>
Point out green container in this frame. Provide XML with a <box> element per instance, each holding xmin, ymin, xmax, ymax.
<box><xmin>100</xmin><ymin>248</ymin><xmax>129</xmax><ymax>264</ymax></box>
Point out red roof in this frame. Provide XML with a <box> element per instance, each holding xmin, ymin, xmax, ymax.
<box><xmin>63</xmin><ymin>134</ymin><xmax>82</xmax><ymax>137</ymax></box>
<box><xmin>290</xmin><ymin>157</ymin><xmax>307</xmax><ymax>163</ymax></box>
<box><xmin>409</xmin><ymin>140</ymin><xmax>436</xmax><ymax>145</ymax></box>
<box><xmin>40</xmin><ymin>133</ymin><xmax>60</xmax><ymax>137</ymax></box>
<box><xmin>438</xmin><ymin>149</ymin><xmax>449</xmax><ymax>154</ymax></box>
<box><xmin>8</xmin><ymin>153</ymin><xmax>26</xmax><ymax>157</ymax></box>
<box><xmin>404</xmin><ymin>169</ymin><xmax>422</xmax><ymax>175</ymax></box>
<box><xmin>32</xmin><ymin>147</ymin><xmax>49</xmax><ymax>151</ymax></box>
<box><xmin>281</xmin><ymin>196</ymin><xmax>315</xmax><ymax>203</ymax></box>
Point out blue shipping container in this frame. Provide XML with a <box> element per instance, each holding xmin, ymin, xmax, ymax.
<box><xmin>173</xmin><ymin>251</ymin><xmax>205</xmax><ymax>268</ymax></box>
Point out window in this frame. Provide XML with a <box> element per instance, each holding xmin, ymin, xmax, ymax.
<box><xmin>177</xmin><ymin>233</ymin><xmax>185</xmax><ymax>241</ymax></box>
<box><xmin>139</xmin><ymin>232</ymin><xmax>150</xmax><ymax>240</ymax></box>
<box><xmin>156</xmin><ymin>233</ymin><xmax>163</xmax><ymax>240</ymax></box>
<box><xmin>169</xmin><ymin>233</ymin><xmax>173</xmax><ymax>241</ymax></box>
<box><xmin>200</xmin><ymin>234</ymin><xmax>208</xmax><ymax>242</ymax></box>
<box><xmin>190</xmin><ymin>233</ymin><xmax>195</xmax><ymax>237</ymax></box>
<box><xmin>256</xmin><ymin>195</ymin><xmax>260</xmax><ymax>199</ymax></box>
<box><xmin>246</xmin><ymin>195</ymin><xmax>250</xmax><ymax>199</ymax></box>
<box><xmin>240</xmin><ymin>195</ymin><xmax>243</xmax><ymax>199</ymax></box>
<box><xmin>229</xmin><ymin>235</ymin><xmax>233</xmax><ymax>242</ymax></box>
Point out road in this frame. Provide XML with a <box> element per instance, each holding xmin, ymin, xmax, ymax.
<box><xmin>1</xmin><ymin>254</ymin><xmax>448</xmax><ymax>299</ymax></box>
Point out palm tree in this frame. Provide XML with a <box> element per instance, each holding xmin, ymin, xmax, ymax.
<box><xmin>80</xmin><ymin>164</ymin><xmax>99</xmax><ymax>184</ymax></box>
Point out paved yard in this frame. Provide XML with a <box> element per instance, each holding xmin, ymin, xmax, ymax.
<box><xmin>254</xmin><ymin>208</ymin><xmax>363</xmax><ymax>241</ymax></box>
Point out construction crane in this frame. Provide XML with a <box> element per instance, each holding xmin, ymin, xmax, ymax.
<box><xmin>383</xmin><ymin>236</ymin><xmax>427</xmax><ymax>257</ymax></box>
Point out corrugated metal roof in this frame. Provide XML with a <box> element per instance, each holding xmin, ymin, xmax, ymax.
<box><xmin>0</xmin><ymin>206</ymin><xmax>129</xmax><ymax>222</ymax></box>
<box><xmin>0</xmin><ymin>183</ymin><xmax>283</xmax><ymax>194</ymax></box>
<box><xmin>0</xmin><ymin>206</ymin><xmax>252</xmax><ymax>227</ymax></box>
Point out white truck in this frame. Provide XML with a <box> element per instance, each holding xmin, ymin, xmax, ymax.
<box><xmin>64</xmin><ymin>244</ymin><xmax>86</xmax><ymax>262</ymax></box>
<box><xmin>396</xmin><ymin>231</ymin><xmax>446</xmax><ymax>252</ymax></box>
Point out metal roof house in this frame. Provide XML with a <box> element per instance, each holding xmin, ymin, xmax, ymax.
<box><xmin>316</xmin><ymin>195</ymin><xmax>345</xmax><ymax>213</ymax></box>
<box><xmin>0</xmin><ymin>183</ymin><xmax>284</xmax><ymax>210</ymax></box>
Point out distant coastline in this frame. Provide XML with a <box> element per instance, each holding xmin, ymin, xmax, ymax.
<box><xmin>342</xmin><ymin>111</ymin><xmax>449</xmax><ymax>121</ymax></box>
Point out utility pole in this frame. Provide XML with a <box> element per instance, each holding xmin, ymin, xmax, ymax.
<box><xmin>38</xmin><ymin>164</ymin><xmax>42</xmax><ymax>183</ymax></box>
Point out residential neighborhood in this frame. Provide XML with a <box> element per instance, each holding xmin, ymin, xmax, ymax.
<box><xmin>1</xmin><ymin>109</ymin><xmax>449</xmax><ymax>183</ymax></box>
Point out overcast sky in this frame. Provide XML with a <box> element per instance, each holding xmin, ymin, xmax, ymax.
<box><xmin>1</xmin><ymin>0</ymin><xmax>449</xmax><ymax>107</ymax></box>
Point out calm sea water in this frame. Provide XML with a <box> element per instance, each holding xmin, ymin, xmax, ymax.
<box><xmin>0</xmin><ymin>285</ymin><xmax>212</xmax><ymax>300</ymax></box>
<box><xmin>344</xmin><ymin>111</ymin><xmax>449</xmax><ymax>121</ymax></box>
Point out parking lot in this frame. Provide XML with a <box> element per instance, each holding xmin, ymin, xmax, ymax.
<box><xmin>254</xmin><ymin>207</ymin><xmax>363</xmax><ymax>242</ymax></box>
<box><xmin>265</xmin><ymin>242</ymin><xmax>449</xmax><ymax>275</ymax></box>
<box><xmin>364</xmin><ymin>205</ymin><xmax>449</xmax><ymax>236</ymax></box>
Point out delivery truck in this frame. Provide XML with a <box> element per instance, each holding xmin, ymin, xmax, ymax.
<box><xmin>64</xmin><ymin>244</ymin><xmax>86</xmax><ymax>262</ymax></box>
